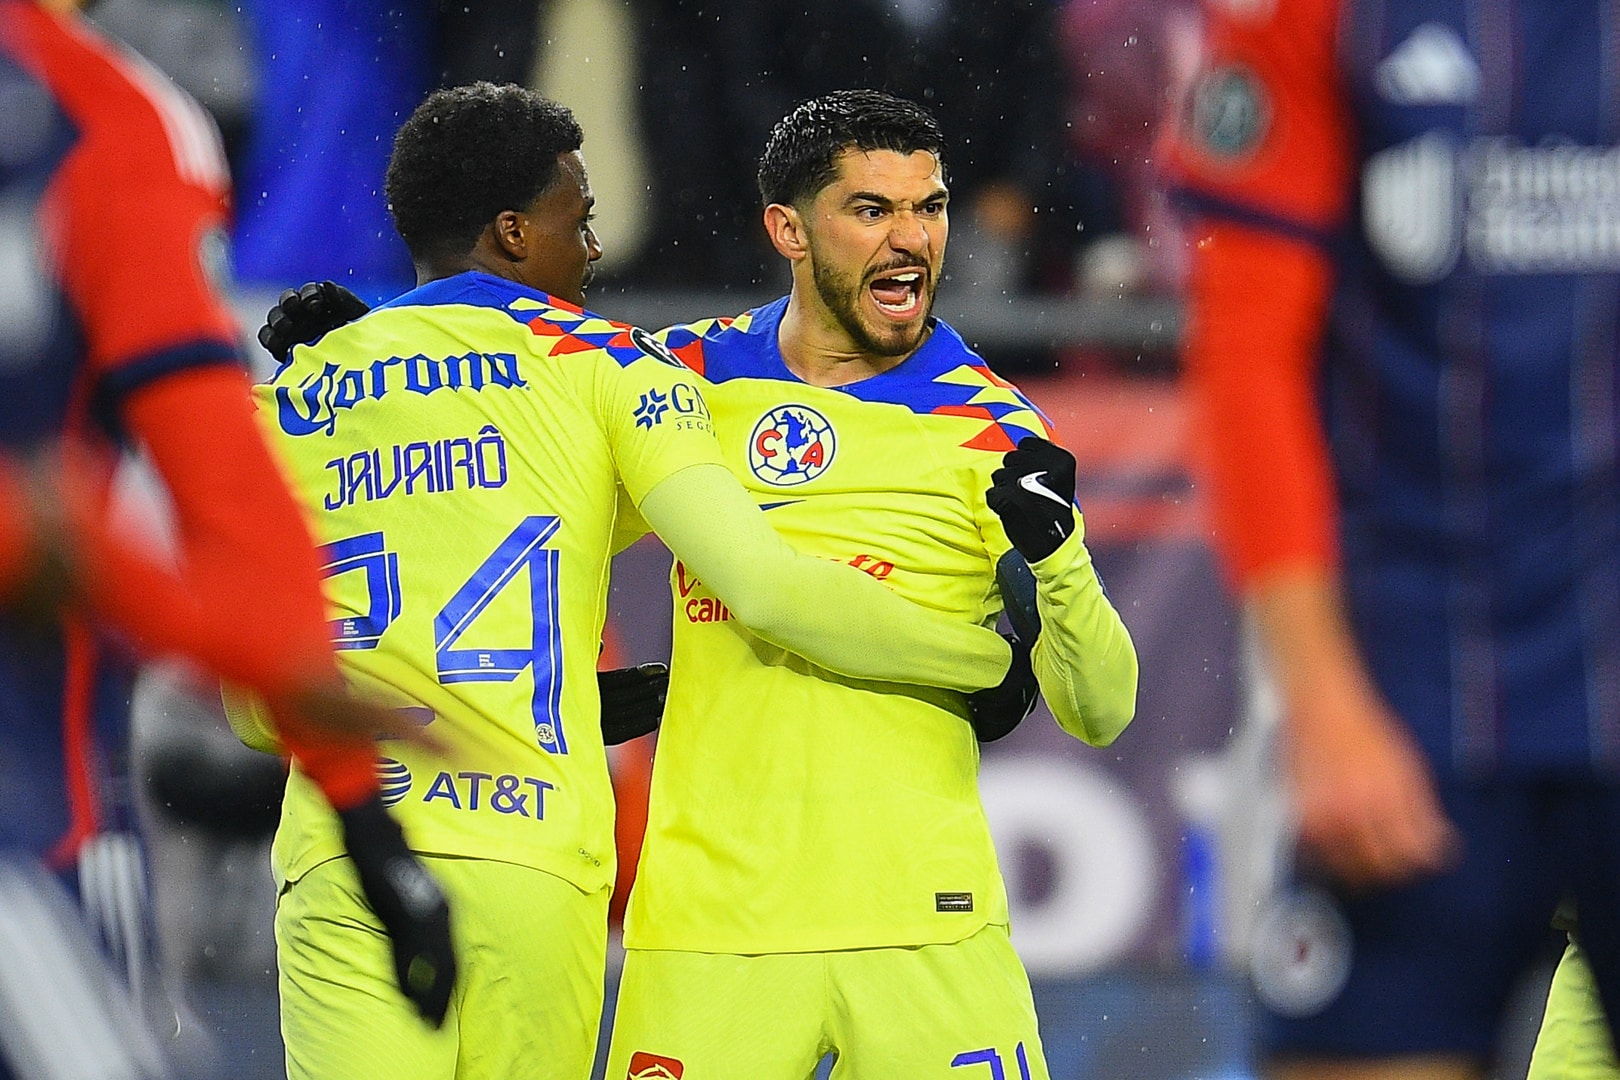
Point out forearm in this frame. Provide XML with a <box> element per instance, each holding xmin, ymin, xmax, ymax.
<box><xmin>642</xmin><ymin>464</ymin><xmax>1010</xmax><ymax>691</ymax></box>
<box><xmin>1026</xmin><ymin>522</ymin><xmax>1138</xmax><ymax>745</ymax></box>
<box><xmin>1246</xmin><ymin>564</ymin><xmax>1383</xmax><ymax>735</ymax></box>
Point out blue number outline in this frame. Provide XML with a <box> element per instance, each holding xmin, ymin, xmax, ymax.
<box><xmin>318</xmin><ymin>532</ymin><xmax>402</xmax><ymax>651</ymax></box>
<box><xmin>317</xmin><ymin>518</ymin><xmax>568</xmax><ymax>753</ymax></box>
<box><xmin>433</xmin><ymin>515</ymin><xmax>566</xmax><ymax>753</ymax></box>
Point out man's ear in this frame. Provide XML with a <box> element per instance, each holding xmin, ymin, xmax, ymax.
<box><xmin>763</xmin><ymin>203</ymin><xmax>808</xmax><ymax>262</ymax></box>
<box><xmin>490</xmin><ymin>210</ymin><xmax>528</xmax><ymax>261</ymax></box>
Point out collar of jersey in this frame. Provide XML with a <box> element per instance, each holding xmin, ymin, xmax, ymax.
<box><xmin>698</xmin><ymin>295</ymin><xmax>975</xmax><ymax>401</ymax></box>
<box><xmin>374</xmin><ymin>270</ymin><xmax>594</xmax><ymax>325</ymax></box>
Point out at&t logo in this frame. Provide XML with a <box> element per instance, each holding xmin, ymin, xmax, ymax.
<box><xmin>748</xmin><ymin>404</ymin><xmax>835</xmax><ymax>487</ymax></box>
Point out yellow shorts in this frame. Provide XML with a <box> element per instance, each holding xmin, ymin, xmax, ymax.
<box><xmin>277</xmin><ymin>854</ymin><xmax>609</xmax><ymax>1080</ymax></box>
<box><xmin>1529</xmin><ymin>937</ymin><xmax>1620</xmax><ymax>1080</ymax></box>
<box><xmin>605</xmin><ymin>924</ymin><xmax>1050</xmax><ymax>1080</ymax></box>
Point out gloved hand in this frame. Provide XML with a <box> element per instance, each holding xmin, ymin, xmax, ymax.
<box><xmin>258</xmin><ymin>280</ymin><xmax>371</xmax><ymax>364</ymax></box>
<box><xmin>598</xmin><ymin>663</ymin><xmax>668</xmax><ymax>745</ymax></box>
<box><xmin>967</xmin><ymin>633</ymin><xmax>1038</xmax><ymax>743</ymax></box>
<box><xmin>985</xmin><ymin>437</ymin><xmax>1077</xmax><ymax>563</ymax></box>
<box><xmin>337</xmin><ymin>796</ymin><xmax>456</xmax><ymax>1026</ymax></box>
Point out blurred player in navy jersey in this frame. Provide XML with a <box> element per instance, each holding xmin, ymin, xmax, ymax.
<box><xmin>0</xmin><ymin>2</ymin><xmax>455</xmax><ymax>1072</ymax></box>
<box><xmin>1167</xmin><ymin>0</ymin><xmax>1620</xmax><ymax>1077</ymax></box>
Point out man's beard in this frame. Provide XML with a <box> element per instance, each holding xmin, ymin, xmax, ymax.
<box><xmin>810</xmin><ymin>256</ymin><xmax>933</xmax><ymax>358</ymax></box>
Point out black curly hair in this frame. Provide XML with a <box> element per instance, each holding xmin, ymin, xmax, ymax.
<box><xmin>385</xmin><ymin>82</ymin><xmax>584</xmax><ymax>263</ymax></box>
<box><xmin>756</xmin><ymin>89</ymin><xmax>947</xmax><ymax>210</ymax></box>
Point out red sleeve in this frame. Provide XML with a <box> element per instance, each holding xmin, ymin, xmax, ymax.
<box><xmin>1161</xmin><ymin>0</ymin><xmax>1354</xmax><ymax>235</ymax></box>
<box><xmin>18</xmin><ymin>3</ymin><xmax>241</xmax><ymax>377</ymax></box>
<box><xmin>81</xmin><ymin>367</ymin><xmax>377</xmax><ymax>808</ymax></box>
<box><xmin>1182</xmin><ymin>221</ymin><xmax>1341</xmax><ymax>589</ymax></box>
<box><xmin>5</xmin><ymin>8</ymin><xmax>376</xmax><ymax>808</ymax></box>
<box><xmin>1168</xmin><ymin>0</ymin><xmax>1351</xmax><ymax>592</ymax></box>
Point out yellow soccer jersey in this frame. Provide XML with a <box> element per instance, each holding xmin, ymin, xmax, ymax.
<box><xmin>624</xmin><ymin>299</ymin><xmax>1136</xmax><ymax>954</ymax></box>
<box><xmin>254</xmin><ymin>271</ymin><xmax>723</xmax><ymax>894</ymax></box>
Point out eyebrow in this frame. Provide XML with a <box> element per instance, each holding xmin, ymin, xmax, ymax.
<box><xmin>844</xmin><ymin>187</ymin><xmax>950</xmax><ymax>209</ymax></box>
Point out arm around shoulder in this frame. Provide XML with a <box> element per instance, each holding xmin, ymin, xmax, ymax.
<box><xmin>640</xmin><ymin>463</ymin><xmax>1011</xmax><ymax>692</ymax></box>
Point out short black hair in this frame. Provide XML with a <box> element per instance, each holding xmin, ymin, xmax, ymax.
<box><xmin>385</xmin><ymin>82</ymin><xmax>583</xmax><ymax>262</ymax></box>
<box><xmin>756</xmin><ymin>89</ymin><xmax>947</xmax><ymax>209</ymax></box>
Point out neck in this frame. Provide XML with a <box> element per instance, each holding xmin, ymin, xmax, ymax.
<box><xmin>414</xmin><ymin>241</ymin><xmax>519</xmax><ymax>288</ymax></box>
<box><xmin>776</xmin><ymin>286</ymin><xmax>924</xmax><ymax>388</ymax></box>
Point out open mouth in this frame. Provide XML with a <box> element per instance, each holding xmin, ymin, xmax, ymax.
<box><xmin>868</xmin><ymin>268</ymin><xmax>926</xmax><ymax>319</ymax></box>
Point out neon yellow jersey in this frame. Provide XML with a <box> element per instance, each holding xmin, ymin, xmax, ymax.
<box><xmin>254</xmin><ymin>271</ymin><xmax>723</xmax><ymax>894</ymax></box>
<box><xmin>624</xmin><ymin>298</ymin><xmax>1111</xmax><ymax>954</ymax></box>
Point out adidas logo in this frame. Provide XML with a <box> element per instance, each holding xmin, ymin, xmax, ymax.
<box><xmin>1375</xmin><ymin>23</ymin><xmax>1480</xmax><ymax>105</ymax></box>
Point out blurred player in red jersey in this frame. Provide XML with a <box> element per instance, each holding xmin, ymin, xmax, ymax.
<box><xmin>1167</xmin><ymin>0</ymin><xmax>1620</xmax><ymax>1077</ymax></box>
<box><xmin>0</xmin><ymin>2</ymin><xmax>456</xmax><ymax>1071</ymax></box>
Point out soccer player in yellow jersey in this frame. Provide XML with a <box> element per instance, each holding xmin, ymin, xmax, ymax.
<box><xmin>601</xmin><ymin>91</ymin><xmax>1139</xmax><ymax>1079</ymax></box>
<box><xmin>242</xmin><ymin>84</ymin><xmax>1020</xmax><ymax>1080</ymax></box>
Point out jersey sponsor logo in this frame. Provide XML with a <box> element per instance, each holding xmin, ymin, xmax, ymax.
<box><xmin>377</xmin><ymin>757</ymin><xmax>412</xmax><ymax>807</ymax></box>
<box><xmin>1363</xmin><ymin>132</ymin><xmax>1460</xmax><ymax>282</ymax></box>
<box><xmin>1248</xmin><ymin>886</ymin><xmax>1353</xmax><ymax>1018</ymax></box>
<box><xmin>675</xmin><ymin>563</ymin><xmax>733</xmax><ymax>624</ymax></box>
<box><xmin>323</xmin><ymin>424</ymin><xmax>509</xmax><ymax>510</ymax></box>
<box><xmin>1375</xmin><ymin>23</ymin><xmax>1479</xmax><ymax>106</ymax></box>
<box><xmin>748</xmin><ymin>404</ymin><xmax>836</xmax><ymax>487</ymax></box>
<box><xmin>1365</xmin><ymin>133</ymin><xmax>1620</xmax><ymax>281</ymax></box>
<box><xmin>276</xmin><ymin>352</ymin><xmax>526</xmax><ymax>437</ymax></box>
<box><xmin>419</xmin><ymin>770</ymin><xmax>555</xmax><ymax>820</ymax></box>
<box><xmin>626</xmin><ymin>1051</ymin><xmax>684</xmax><ymax>1079</ymax></box>
<box><xmin>935</xmin><ymin>891</ymin><xmax>974</xmax><ymax>912</ymax></box>
<box><xmin>633</xmin><ymin>382</ymin><xmax>711</xmax><ymax>431</ymax></box>
<box><xmin>1185</xmin><ymin>65</ymin><xmax>1269</xmax><ymax>161</ymax></box>
<box><xmin>629</xmin><ymin>326</ymin><xmax>686</xmax><ymax>368</ymax></box>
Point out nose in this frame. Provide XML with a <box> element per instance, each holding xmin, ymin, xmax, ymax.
<box><xmin>887</xmin><ymin>210</ymin><xmax>929</xmax><ymax>255</ymax></box>
<box><xmin>586</xmin><ymin>225</ymin><xmax>604</xmax><ymax>262</ymax></box>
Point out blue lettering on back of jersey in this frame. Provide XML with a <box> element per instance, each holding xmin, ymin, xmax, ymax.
<box><xmin>277</xmin><ymin>352</ymin><xmax>526</xmax><ymax>437</ymax></box>
<box><xmin>324</xmin><ymin>424</ymin><xmax>509</xmax><ymax>509</ymax></box>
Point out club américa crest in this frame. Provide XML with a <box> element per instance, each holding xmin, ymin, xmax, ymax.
<box><xmin>747</xmin><ymin>404</ymin><xmax>835</xmax><ymax>487</ymax></box>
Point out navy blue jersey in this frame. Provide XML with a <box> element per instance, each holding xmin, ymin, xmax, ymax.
<box><xmin>1170</xmin><ymin>0</ymin><xmax>1620</xmax><ymax>776</ymax></box>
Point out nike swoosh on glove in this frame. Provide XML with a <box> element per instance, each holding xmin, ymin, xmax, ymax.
<box><xmin>985</xmin><ymin>436</ymin><xmax>1077</xmax><ymax>562</ymax></box>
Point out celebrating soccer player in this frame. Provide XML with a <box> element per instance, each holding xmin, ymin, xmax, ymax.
<box><xmin>598</xmin><ymin>88</ymin><xmax>1137</xmax><ymax>1080</ymax></box>
<box><xmin>246</xmin><ymin>82</ymin><xmax>1025</xmax><ymax>1080</ymax></box>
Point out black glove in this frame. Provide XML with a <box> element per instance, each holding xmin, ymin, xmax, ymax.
<box><xmin>598</xmin><ymin>663</ymin><xmax>668</xmax><ymax>745</ymax></box>
<box><xmin>968</xmin><ymin>633</ymin><xmax>1039</xmax><ymax>743</ymax></box>
<box><xmin>337</xmin><ymin>796</ymin><xmax>456</xmax><ymax>1026</ymax></box>
<box><xmin>258</xmin><ymin>280</ymin><xmax>371</xmax><ymax>363</ymax></box>
<box><xmin>985</xmin><ymin>437</ymin><xmax>1077</xmax><ymax>563</ymax></box>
